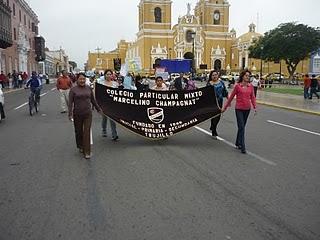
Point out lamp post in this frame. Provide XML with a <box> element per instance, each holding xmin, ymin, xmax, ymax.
<box><xmin>260</xmin><ymin>45</ymin><xmax>264</xmax><ymax>80</ymax></box>
<box><xmin>191</xmin><ymin>31</ymin><xmax>196</xmax><ymax>78</ymax></box>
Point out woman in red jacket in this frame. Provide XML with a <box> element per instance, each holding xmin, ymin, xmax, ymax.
<box><xmin>222</xmin><ymin>69</ymin><xmax>257</xmax><ymax>154</ymax></box>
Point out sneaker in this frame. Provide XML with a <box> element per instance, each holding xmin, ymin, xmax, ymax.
<box><xmin>212</xmin><ymin>135</ymin><xmax>218</xmax><ymax>140</ymax></box>
<box><xmin>235</xmin><ymin>145</ymin><xmax>242</xmax><ymax>149</ymax></box>
<box><xmin>102</xmin><ymin>132</ymin><xmax>107</xmax><ymax>137</ymax></box>
<box><xmin>84</xmin><ymin>154</ymin><xmax>91</xmax><ymax>159</ymax></box>
<box><xmin>61</xmin><ymin>111</ymin><xmax>66</xmax><ymax>113</ymax></box>
<box><xmin>241</xmin><ymin>149</ymin><xmax>247</xmax><ymax>154</ymax></box>
<box><xmin>78</xmin><ymin>148</ymin><xmax>83</xmax><ymax>153</ymax></box>
<box><xmin>112</xmin><ymin>136</ymin><xmax>119</xmax><ymax>141</ymax></box>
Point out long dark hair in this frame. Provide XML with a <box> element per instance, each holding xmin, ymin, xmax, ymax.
<box><xmin>238</xmin><ymin>69</ymin><xmax>251</xmax><ymax>83</ymax></box>
<box><xmin>77</xmin><ymin>72</ymin><xmax>86</xmax><ymax>79</ymax></box>
<box><xmin>207</xmin><ymin>70</ymin><xmax>219</xmax><ymax>85</ymax></box>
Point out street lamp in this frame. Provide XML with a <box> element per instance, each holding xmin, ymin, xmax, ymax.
<box><xmin>260</xmin><ymin>45</ymin><xmax>264</xmax><ymax>80</ymax></box>
<box><xmin>191</xmin><ymin>31</ymin><xmax>196</xmax><ymax>78</ymax></box>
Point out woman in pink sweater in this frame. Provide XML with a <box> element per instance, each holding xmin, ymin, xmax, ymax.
<box><xmin>222</xmin><ymin>69</ymin><xmax>257</xmax><ymax>154</ymax></box>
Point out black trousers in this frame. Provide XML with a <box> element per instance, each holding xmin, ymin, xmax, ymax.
<box><xmin>0</xmin><ymin>103</ymin><xmax>5</xmax><ymax>119</ymax></box>
<box><xmin>73</xmin><ymin>113</ymin><xmax>92</xmax><ymax>155</ymax></box>
<box><xmin>210</xmin><ymin>100</ymin><xmax>222</xmax><ymax>135</ymax></box>
<box><xmin>235</xmin><ymin>109</ymin><xmax>250</xmax><ymax>151</ymax></box>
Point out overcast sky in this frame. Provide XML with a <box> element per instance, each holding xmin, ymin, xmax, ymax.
<box><xmin>27</xmin><ymin>0</ymin><xmax>319</xmax><ymax>68</ymax></box>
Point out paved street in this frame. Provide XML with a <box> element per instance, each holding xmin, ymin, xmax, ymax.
<box><xmin>0</xmin><ymin>84</ymin><xmax>319</xmax><ymax>240</ymax></box>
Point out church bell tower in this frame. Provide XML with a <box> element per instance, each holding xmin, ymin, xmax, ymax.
<box><xmin>136</xmin><ymin>0</ymin><xmax>174</xmax><ymax>72</ymax></box>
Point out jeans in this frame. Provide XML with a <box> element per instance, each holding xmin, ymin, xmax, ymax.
<box><xmin>210</xmin><ymin>99</ymin><xmax>223</xmax><ymax>136</ymax></box>
<box><xmin>102</xmin><ymin>116</ymin><xmax>118</xmax><ymax>138</ymax></box>
<box><xmin>304</xmin><ymin>87</ymin><xmax>309</xmax><ymax>99</ymax></box>
<box><xmin>235</xmin><ymin>109</ymin><xmax>250</xmax><ymax>151</ymax></box>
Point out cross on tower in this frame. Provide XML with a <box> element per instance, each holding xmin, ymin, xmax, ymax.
<box><xmin>95</xmin><ymin>47</ymin><xmax>102</xmax><ymax>58</ymax></box>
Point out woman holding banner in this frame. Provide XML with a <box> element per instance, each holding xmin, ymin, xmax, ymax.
<box><xmin>69</xmin><ymin>73</ymin><xmax>101</xmax><ymax>159</ymax></box>
<box><xmin>97</xmin><ymin>69</ymin><xmax>119</xmax><ymax>141</ymax></box>
<box><xmin>207</xmin><ymin>70</ymin><xmax>228</xmax><ymax>139</ymax></box>
<box><xmin>222</xmin><ymin>69</ymin><xmax>257</xmax><ymax>154</ymax></box>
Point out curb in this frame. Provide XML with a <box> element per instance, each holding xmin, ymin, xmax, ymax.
<box><xmin>257</xmin><ymin>100</ymin><xmax>320</xmax><ymax>116</ymax></box>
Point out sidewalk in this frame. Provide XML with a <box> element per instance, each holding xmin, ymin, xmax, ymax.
<box><xmin>256</xmin><ymin>90</ymin><xmax>320</xmax><ymax>116</ymax></box>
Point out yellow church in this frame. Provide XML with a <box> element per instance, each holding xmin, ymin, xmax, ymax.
<box><xmin>86</xmin><ymin>0</ymin><xmax>309</xmax><ymax>76</ymax></box>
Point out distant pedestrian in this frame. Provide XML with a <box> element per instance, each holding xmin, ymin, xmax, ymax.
<box><xmin>303</xmin><ymin>74</ymin><xmax>311</xmax><ymax>99</ymax></box>
<box><xmin>173</xmin><ymin>73</ymin><xmax>184</xmax><ymax>91</ymax></box>
<box><xmin>207</xmin><ymin>70</ymin><xmax>228</xmax><ymax>138</ymax></box>
<box><xmin>250</xmin><ymin>74</ymin><xmax>260</xmax><ymax>97</ymax></box>
<box><xmin>18</xmin><ymin>72</ymin><xmax>23</xmax><ymax>88</ymax></box>
<box><xmin>309</xmin><ymin>74</ymin><xmax>320</xmax><ymax>99</ymax></box>
<box><xmin>222</xmin><ymin>69</ymin><xmax>257</xmax><ymax>154</ymax></box>
<box><xmin>0</xmin><ymin>71</ymin><xmax>6</xmax><ymax>89</ymax></box>
<box><xmin>0</xmin><ymin>84</ymin><xmax>5</xmax><ymax>120</ymax></box>
<box><xmin>12</xmin><ymin>71</ymin><xmax>19</xmax><ymax>88</ymax></box>
<box><xmin>69</xmin><ymin>73</ymin><xmax>101</xmax><ymax>159</ymax></box>
<box><xmin>97</xmin><ymin>69</ymin><xmax>119</xmax><ymax>141</ymax></box>
<box><xmin>56</xmin><ymin>70</ymin><xmax>72</xmax><ymax>113</ymax></box>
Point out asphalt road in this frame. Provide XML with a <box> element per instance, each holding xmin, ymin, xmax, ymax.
<box><xmin>0</xmin><ymin>84</ymin><xmax>319</xmax><ymax>240</ymax></box>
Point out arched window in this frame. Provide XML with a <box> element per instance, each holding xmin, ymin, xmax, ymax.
<box><xmin>213</xmin><ymin>10</ymin><xmax>220</xmax><ymax>25</ymax></box>
<box><xmin>154</xmin><ymin>7</ymin><xmax>162</xmax><ymax>23</ymax></box>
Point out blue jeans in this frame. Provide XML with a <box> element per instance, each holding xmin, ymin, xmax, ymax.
<box><xmin>304</xmin><ymin>87</ymin><xmax>309</xmax><ymax>99</ymax></box>
<box><xmin>235</xmin><ymin>109</ymin><xmax>250</xmax><ymax>151</ymax></box>
<box><xmin>102</xmin><ymin>116</ymin><xmax>117</xmax><ymax>138</ymax></box>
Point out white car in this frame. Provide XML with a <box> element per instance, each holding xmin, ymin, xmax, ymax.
<box><xmin>0</xmin><ymin>86</ymin><xmax>4</xmax><ymax>121</ymax></box>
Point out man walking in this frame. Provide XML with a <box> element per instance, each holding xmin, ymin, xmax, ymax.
<box><xmin>303</xmin><ymin>74</ymin><xmax>311</xmax><ymax>99</ymax></box>
<box><xmin>309</xmin><ymin>74</ymin><xmax>320</xmax><ymax>99</ymax></box>
<box><xmin>56</xmin><ymin>70</ymin><xmax>72</xmax><ymax>113</ymax></box>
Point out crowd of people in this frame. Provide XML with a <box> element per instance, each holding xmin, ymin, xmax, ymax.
<box><xmin>0</xmin><ymin>70</ymin><xmax>49</xmax><ymax>89</ymax></box>
<box><xmin>61</xmin><ymin>69</ymin><xmax>257</xmax><ymax>159</ymax></box>
<box><xmin>1</xmin><ymin>68</ymin><xmax>259</xmax><ymax>158</ymax></box>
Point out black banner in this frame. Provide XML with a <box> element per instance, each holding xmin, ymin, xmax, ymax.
<box><xmin>95</xmin><ymin>83</ymin><xmax>221</xmax><ymax>139</ymax></box>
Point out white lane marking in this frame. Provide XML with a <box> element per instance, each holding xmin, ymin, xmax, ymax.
<box><xmin>267</xmin><ymin>120</ymin><xmax>320</xmax><ymax>137</ymax></box>
<box><xmin>51</xmin><ymin>88</ymin><xmax>56</xmax><ymax>91</ymax></box>
<box><xmin>14</xmin><ymin>102</ymin><xmax>28</xmax><ymax>110</ymax></box>
<box><xmin>194</xmin><ymin>126</ymin><xmax>277</xmax><ymax>166</ymax></box>
<box><xmin>14</xmin><ymin>91</ymin><xmax>49</xmax><ymax>110</ymax></box>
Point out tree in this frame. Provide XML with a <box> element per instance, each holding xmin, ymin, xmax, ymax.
<box><xmin>249</xmin><ymin>22</ymin><xmax>320</xmax><ymax>79</ymax></box>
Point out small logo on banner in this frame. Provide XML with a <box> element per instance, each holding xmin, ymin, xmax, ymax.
<box><xmin>147</xmin><ymin>107</ymin><xmax>164</xmax><ymax>124</ymax></box>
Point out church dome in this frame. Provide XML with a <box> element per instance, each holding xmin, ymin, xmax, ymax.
<box><xmin>237</xmin><ymin>23</ymin><xmax>262</xmax><ymax>43</ymax></box>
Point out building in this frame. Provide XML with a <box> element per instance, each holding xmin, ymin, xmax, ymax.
<box><xmin>87</xmin><ymin>0</ymin><xmax>309</xmax><ymax>76</ymax></box>
<box><xmin>87</xmin><ymin>40</ymin><xmax>129</xmax><ymax>73</ymax></box>
<box><xmin>0</xmin><ymin>0</ymin><xmax>13</xmax><ymax>50</ymax></box>
<box><xmin>45</xmin><ymin>48</ymin><xmax>70</xmax><ymax>76</ymax></box>
<box><xmin>310</xmin><ymin>49</ymin><xmax>320</xmax><ymax>75</ymax></box>
<box><xmin>0</xmin><ymin>0</ymin><xmax>41</xmax><ymax>75</ymax></box>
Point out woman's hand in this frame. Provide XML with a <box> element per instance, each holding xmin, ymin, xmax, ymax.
<box><xmin>69</xmin><ymin>115</ymin><xmax>74</xmax><ymax>122</ymax></box>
